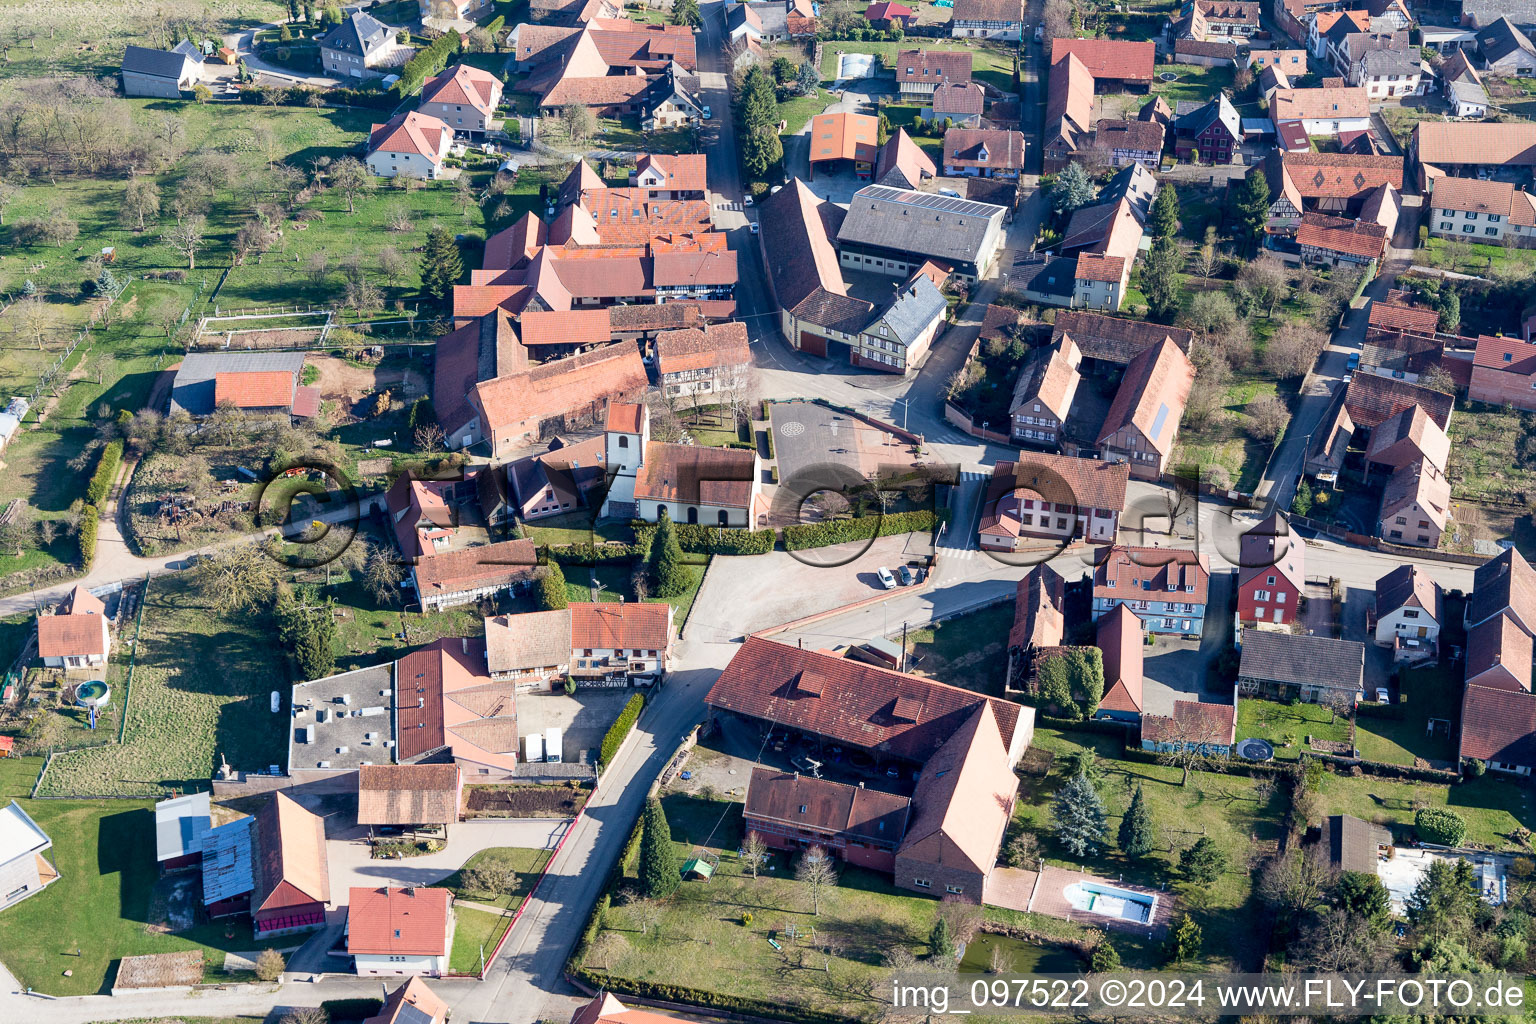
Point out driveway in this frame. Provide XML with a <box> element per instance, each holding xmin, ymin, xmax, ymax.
<box><xmin>1141</xmin><ymin>569</ymin><xmax>1236</xmax><ymax>717</ymax></box>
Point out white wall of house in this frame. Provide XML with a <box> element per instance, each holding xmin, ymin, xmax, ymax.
<box><xmin>1429</xmin><ymin>204</ymin><xmax>1535</xmax><ymax>243</ymax></box>
<box><xmin>366</xmin><ymin>149</ymin><xmax>445</xmax><ymax>180</ymax></box>
<box><xmin>353</xmin><ymin>950</ymin><xmax>450</xmax><ymax>977</ymax></box>
<box><xmin>1073</xmin><ymin>275</ymin><xmax>1125</xmax><ymax>311</ymax></box>
<box><xmin>638</xmin><ymin>497</ymin><xmax>755</xmax><ymax>528</ymax></box>
<box><xmin>420</xmin><ymin>99</ymin><xmax>497</xmax><ymax>133</ymax></box>
<box><xmin>1298</xmin><ymin>115</ymin><xmax>1372</xmax><ymax>135</ymax></box>
<box><xmin>951</xmin><ymin>19</ymin><xmax>1021</xmax><ymax>40</ymax></box>
<box><xmin>572</xmin><ymin>647</ymin><xmax>666</xmax><ymax>679</ymax></box>
<box><xmin>1374</xmin><ymin>606</ymin><xmax>1440</xmax><ymax>646</ymax></box>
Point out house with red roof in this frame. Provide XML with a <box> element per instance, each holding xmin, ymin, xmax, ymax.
<box><xmin>1092</xmin><ymin>545</ymin><xmax>1210</xmax><ymax>636</ymax></box>
<box><xmin>1236</xmin><ymin>513</ymin><xmax>1305</xmax><ymax>626</ymax></box>
<box><xmin>486</xmin><ymin>600</ymin><xmax>674</xmax><ymax>687</ymax></box>
<box><xmin>366</xmin><ymin>978</ymin><xmax>450</xmax><ymax>1024</ymax></box>
<box><xmin>866</xmin><ymin>0</ymin><xmax>916</xmax><ymax>27</ymax></box>
<box><xmin>1373</xmin><ymin>563</ymin><xmax>1443</xmax><ymax>649</ymax></box>
<box><xmin>347</xmin><ymin>886</ymin><xmax>454</xmax><ymax>977</ymax></box>
<box><xmin>1095</xmin><ymin>602</ymin><xmax>1145</xmax><ymax>722</ymax></box>
<box><xmin>419</xmin><ymin>64</ymin><xmax>503</xmax><ymax>135</ymax></box>
<box><xmin>655</xmin><ymin>321</ymin><xmax>752</xmax><ymax>400</ymax></box>
<box><xmin>630</xmin><ymin>153</ymin><xmax>707</xmax><ymax>199</ymax></box>
<box><xmin>1096</xmin><ymin>338</ymin><xmax>1196</xmax><ymax>479</ymax></box>
<box><xmin>37</xmin><ymin>585</ymin><xmax>109</xmax><ymax>669</ymax></box>
<box><xmin>978</xmin><ymin>455</ymin><xmax>1130</xmax><ymax>549</ymax></box>
<box><xmin>1296</xmin><ymin>212</ymin><xmax>1387</xmax><ymax>272</ymax></box>
<box><xmin>366</xmin><ymin>111</ymin><xmax>453</xmax><ymax>180</ymax></box>
<box><xmin>1049</xmin><ymin>38</ymin><xmax>1156</xmax><ymax>91</ymax></box>
<box><xmin>742</xmin><ymin>766</ymin><xmax>911</xmax><ymax>871</ymax></box>
<box><xmin>168</xmin><ymin>352</ymin><xmax>317</xmax><ymax>419</ymax></box>
<box><xmin>411</xmin><ymin>540</ymin><xmax>540</xmax><ymax>611</ymax></box>
<box><xmin>396</xmin><ymin>637</ymin><xmax>520</xmax><ymax>776</ymax></box>
<box><xmin>1470</xmin><ymin>335</ymin><xmax>1536</xmax><ymax>411</ymax></box>
<box><xmin>1141</xmin><ymin>700</ymin><xmax>1236</xmax><ymax>757</ymax></box>
<box><xmin>570</xmin><ymin>993</ymin><xmax>694</xmax><ymax>1024</ymax></box>
<box><xmin>599</xmin><ymin>401</ymin><xmax>763</xmax><ymax>526</ymax></box>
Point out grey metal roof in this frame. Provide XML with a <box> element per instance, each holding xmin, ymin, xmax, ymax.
<box><xmin>171</xmin><ymin>40</ymin><xmax>204</xmax><ymax>64</ymax></box>
<box><xmin>201</xmin><ymin>815</ymin><xmax>255</xmax><ymax>905</ymax></box>
<box><xmin>320</xmin><ymin>11</ymin><xmax>393</xmax><ymax>57</ymax></box>
<box><xmin>1006</xmin><ymin>252</ymin><xmax>1076</xmax><ymax>299</ymax></box>
<box><xmin>155</xmin><ymin>792</ymin><xmax>212</xmax><ymax>862</ymax></box>
<box><xmin>122</xmin><ymin>44</ymin><xmax>192</xmax><ymax>80</ymax></box>
<box><xmin>1237</xmin><ymin>628</ymin><xmax>1364</xmax><ymax>689</ymax></box>
<box><xmin>873</xmin><ymin>274</ymin><xmax>947</xmax><ymax>347</ymax></box>
<box><xmin>1450</xmin><ymin>78</ymin><xmax>1490</xmax><ymax>107</ymax></box>
<box><xmin>836</xmin><ymin>184</ymin><xmax>1005</xmax><ymax>264</ymax></box>
<box><xmin>1359</xmin><ymin>46</ymin><xmax>1421</xmax><ymax>77</ymax></box>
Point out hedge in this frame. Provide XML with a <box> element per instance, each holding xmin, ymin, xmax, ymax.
<box><xmin>321</xmin><ymin>998</ymin><xmax>385</xmax><ymax>1021</ymax></box>
<box><xmin>395</xmin><ymin>28</ymin><xmax>461</xmax><ymax>95</ymax></box>
<box><xmin>86</xmin><ymin>440</ymin><xmax>123</xmax><ymax>506</ymax></box>
<box><xmin>782</xmin><ymin>509</ymin><xmax>943</xmax><ymax>550</ymax></box>
<box><xmin>637</xmin><ymin>521</ymin><xmax>774</xmax><ymax>555</ymax></box>
<box><xmin>79</xmin><ymin>505</ymin><xmax>99</xmax><ymax>568</ymax></box>
<box><xmin>1415</xmin><ymin>807</ymin><xmax>1468</xmax><ymax>846</ymax></box>
<box><xmin>599</xmin><ymin>692</ymin><xmax>645</xmax><ymax>766</ymax></box>
<box><xmin>239</xmin><ymin>84</ymin><xmax>397</xmax><ymax>109</ymax></box>
<box><xmin>545</xmin><ymin>542</ymin><xmax>646</xmax><ymax>565</ymax></box>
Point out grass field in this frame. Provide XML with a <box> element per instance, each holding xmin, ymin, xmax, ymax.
<box><xmin>904</xmin><ymin>600</ymin><xmax>1016</xmax><ymax>696</ymax></box>
<box><xmin>37</xmin><ymin>572</ymin><xmax>287</xmax><ymax>796</ymax></box>
<box><xmin>1313</xmin><ymin>769</ymin><xmax>1532</xmax><ymax>850</ymax></box>
<box><xmin>1421</xmin><ymin>236</ymin><xmax>1536</xmax><ymax>280</ymax></box>
<box><xmin>0</xmin><ymin>0</ymin><xmax>287</xmax><ymax>78</ymax></box>
<box><xmin>1446</xmin><ymin>406</ymin><xmax>1535</xmax><ymax>504</ymax></box>
<box><xmin>449</xmin><ymin>905</ymin><xmax>508</xmax><ymax>974</ymax></box>
<box><xmin>818</xmin><ymin>40</ymin><xmax>1016</xmax><ymax>92</ymax></box>
<box><xmin>1236</xmin><ymin>697</ymin><xmax>1352</xmax><ymax>761</ymax></box>
<box><xmin>1153</xmin><ymin>63</ymin><xmax>1235</xmax><ymax>105</ymax></box>
<box><xmin>1014</xmin><ymin>728</ymin><xmax>1283</xmax><ymax>971</ymax></box>
<box><xmin>1354</xmin><ymin>663</ymin><xmax>1460</xmax><ymax>767</ymax></box>
<box><xmin>0</xmin><ymin>794</ymin><xmax>259</xmax><ymax>994</ymax></box>
<box><xmin>777</xmin><ymin>86</ymin><xmax>835</xmax><ymax>137</ymax></box>
<box><xmin>564</xmin><ymin>561</ymin><xmax>708</xmax><ymax>626</ymax></box>
<box><xmin>438</xmin><ymin>846</ymin><xmax>554</xmax><ymax>910</ymax></box>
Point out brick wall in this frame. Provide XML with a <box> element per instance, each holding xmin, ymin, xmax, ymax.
<box><xmin>1469</xmin><ymin>366</ymin><xmax>1536</xmax><ymax>412</ymax></box>
<box><xmin>892</xmin><ymin>853</ymin><xmax>988</xmax><ymax>904</ymax></box>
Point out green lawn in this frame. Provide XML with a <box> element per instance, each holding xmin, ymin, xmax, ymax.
<box><xmin>1354</xmin><ymin>663</ymin><xmax>1460</xmax><ymax>767</ymax></box>
<box><xmin>819</xmin><ymin>40</ymin><xmax>1016</xmax><ymax>92</ymax></box>
<box><xmin>449</xmin><ymin>905</ymin><xmax>508</xmax><ymax>974</ymax></box>
<box><xmin>524</xmin><ymin>513</ymin><xmax>636</xmax><ymax>548</ymax></box>
<box><xmin>0</xmin><ymin>797</ymin><xmax>259</xmax><ymax>994</ymax></box>
<box><xmin>777</xmin><ymin>87</ymin><xmax>835</xmax><ymax>137</ymax></box>
<box><xmin>437</xmin><ymin>846</ymin><xmax>554</xmax><ymax>910</ymax></box>
<box><xmin>1014</xmin><ymin>728</ymin><xmax>1284</xmax><ymax>971</ymax></box>
<box><xmin>1314</xmin><ymin>769</ymin><xmax>1532</xmax><ymax>850</ymax></box>
<box><xmin>564</xmin><ymin>561</ymin><xmax>708</xmax><ymax>627</ymax></box>
<box><xmin>591</xmin><ymin>117</ymin><xmax>698</xmax><ymax>155</ymax></box>
<box><xmin>1447</xmin><ymin>406</ymin><xmax>1534</xmax><ymax>504</ymax></box>
<box><xmin>905</xmin><ymin>601</ymin><xmax>1016</xmax><ymax>696</ymax></box>
<box><xmin>1236</xmin><ymin>697</ymin><xmax>1352</xmax><ymax>761</ymax></box>
<box><xmin>1153</xmin><ymin>63</ymin><xmax>1235</xmax><ymax>105</ymax></box>
<box><xmin>1421</xmin><ymin>235</ymin><xmax>1536</xmax><ymax>281</ymax></box>
<box><xmin>579</xmin><ymin>792</ymin><xmax>1080</xmax><ymax>1019</ymax></box>
<box><xmin>36</xmin><ymin>573</ymin><xmax>288</xmax><ymax>797</ymax></box>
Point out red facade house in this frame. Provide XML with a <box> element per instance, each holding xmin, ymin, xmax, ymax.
<box><xmin>1236</xmin><ymin>512</ymin><xmax>1306</xmax><ymax>625</ymax></box>
<box><xmin>741</xmin><ymin>767</ymin><xmax>910</xmax><ymax>872</ymax></box>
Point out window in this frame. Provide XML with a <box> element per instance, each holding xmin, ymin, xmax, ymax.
<box><xmin>1488</xmin><ymin>228</ymin><xmax>1500</xmax><ymax>236</ymax></box>
<box><xmin>913</xmin><ymin>878</ymin><xmax>932</xmax><ymax>888</ymax></box>
<box><xmin>1267</xmin><ymin>575</ymin><xmax>1276</xmax><ymax>585</ymax></box>
<box><xmin>1491</xmin><ymin>214</ymin><xmax>1503</xmax><ymax>223</ymax></box>
<box><xmin>1403</xmin><ymin>609</ymin><xmax>1419</xmax><ymax>619</ymax></box>
<box><xmin>618</xmin><ymin>435</ymin><xmax>628</xmax><ymax>448</ymax></box>
<box><xmin>945</xmin><ymin>884</ymin><xmax>964</xmax><ymax>894</ymax></box>
<box><xmin>1390</xmin><ymin>529</ymin><xmax>1402</xmax><ymax>538</ymax></box>
<box><xmin>1395</xmin><ymin>517</ymin><xmax>1407</xmax><ymax>525</ymax></box>
<box><xmin>1253</xmin><ymin>589</ymin><xmax>1270</xmax><ymax>601</ymax></box>
<box><xmin>1463</xmin><ymin>224</ymin><xmax>1477</xmax><ymax>233</ymax></box>
<box><xmin>1276</xmin><ymin>591</ymin><xmax>1286</xmax><ymax>603</ymax></box>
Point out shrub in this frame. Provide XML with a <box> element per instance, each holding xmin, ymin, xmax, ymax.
<box><xmin>638</xmin><ymin>521</ymin><xmax>774</xmax><ymax>555</ymax></box>
<box><xmin>1464</xmin><ymin>757</ymin><xmax>1487</xmax><ymax>778</ymax></box>
<box><xmin>79</xmin><ymin>505</ymin><xmax>99</xmax><ymax>568</ymax></box>
<box><xmin>599</xmin><ymin>693</ymin><xmax>645</xmax><ymax>766</ymax></box>
<box><xmin>1415</xmin><ymin>807</ymin><xmax>1467</xmax><ymax>847</ymax></box>
<box><xmin>782</xmin><ymin>509</ymin><xmax>944</xmax><ymax>550</ymax></box>
<box><xmin>320</xmin><ymin>998</ymin><xmax>385</xmax><ymax>1021</ymax></box>
<box><xmin>85</xmin><ymin>440</ymin><xmax>124</xmax><ymax>506</ymax></box>
<box><xmin>255</xmin><ymin>948</ymin><xmax>286</xmax><ymax>981</ymax></box>
<box><xmin>639</xmin><ymin>797</ymin><xmax>681</xmax><ymax>898</ymax></box>
<box><xmin>539</xmin><ymin>561</ymin><xmax>569</xmax><ymax>610</ymax></box>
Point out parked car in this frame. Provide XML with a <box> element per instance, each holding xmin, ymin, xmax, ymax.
<box><xmin>1346</xmin><ymin>352</ymin><xmax>1360</xmax><ymax>371</ymax></box>
<box><xmin>876</xmin><ymin>567</ymin><xmax>897</xmax><ymax>590</ymax></box>
<box><xmin>743</xmin><ymin>194</ymin><xmax>754</xmax><ymax>206</ymax></box>
<box><xmin>702</xmin><ymin>105</ymin><xmax>712</xmax><ymax>119</ymax></box>
<box><xmin>1376</xmin><ymin>687</ymin><xmax>1390</xmax><ymax>703</ymax></box>
<box><xmin>749</xmin><ymin>222</ymin><xmax>759</xmax><ymax>234</ymax></box>
<box><xmin>896</xmin><ymin>565</ymin><xmax>915</xmax><ymax>586</ymax></box>
<box><xmin>938</xmin><ymin>188</ymin><xmax>962</xmax><ymax>198</ymax></box>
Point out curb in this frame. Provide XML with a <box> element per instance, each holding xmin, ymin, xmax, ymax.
<box><xmin>752</xmin><ymin>575</ymin><xmax>933</xmax><ymax>639</ymax></box>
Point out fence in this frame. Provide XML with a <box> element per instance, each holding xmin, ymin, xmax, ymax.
<box><xmin>944</xmin><ymin>400</ymin><xmax>1012</xmax><ymax>444</ymax></box>
<box><xmin>1287</xmin><ymin>512</ymin><xmax>1491</xmax><ymax>566</ymax></box>
<box><xmin>116</xmin><ymin>575</ymin><xmax>151</xmax><ymax>745</ymax></box>
<box><xmin>23</xmin><ymin>274</ymin><xmax>131</xmax><ymax>411</ymax></box>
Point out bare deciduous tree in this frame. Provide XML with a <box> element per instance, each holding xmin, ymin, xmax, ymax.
<box><xmin>163</xmin><ymin>215</ymin><xmax>205</xmax><ymax>270</ymax></box>
<box><xmin>329</xmin><ymin>157</ymin><xmax>372</xmax><ymax>214</ymax></box>
<box><xmin>193</xmin><ymin>545</ymin><xmax>282</xmax><ymax>613</ymax></box>
<box><xmin>795</xmin><ymin>845</ymin><xmax>837</xmax><ymax>916</ymax></box>
<box><xmin>1262</xmin><ymin>322</ymin><xmax>1328</xmax><ymax>379</ymax></box>
<box><xmin>741</xmin><ymin>831</ymin><xmax>767</xmax><ymax>879</ymax></box>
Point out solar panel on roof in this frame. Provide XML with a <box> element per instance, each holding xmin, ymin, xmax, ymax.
<box><xmin>395</xmin><ymin>1003</ymin><xmax>436</xmax><ymax>1024</ymax></box>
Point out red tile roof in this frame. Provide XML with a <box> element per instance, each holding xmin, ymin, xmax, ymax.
<box><xmin>356</xmin><ymin>764</ymin><xmax>462</xmax><ymax>826</ymax></box>
<box><xmin>942</xmin><ymin>127</ymin><xmax>1027</xmax><ymax>170</ymax></box>
<box><xmin>519</xmin><ymin>308</ymin><xmax>613</xmax><ymax>347</ymax></box>
<box><xmin>897</xmin><ymin>702</ymin><xmax>1017</xmax><ymax>875</ymax></box>
<box><xmin>1093</xmin><ymin>545</ymin><xmax>1210</xmax><ymax>604</ymax></box>
<box><xmin>571</xmin><ymin>993</ymin><xmax>693</xmax><ymax>1024</ymax></box>
<box><xmin>1097</xmin><ymin>338</ymin><xmax>1195</xmax><ymax>454</ymax></box>
<box><xmin>365</xmin><ymin>978</ymin><xmax>449</xmax><ymax>1024</ymax></box>
<box><xmin>1344</xmin><ymin>371</ymin><xmax>1454</xmax><ymax>430</ymax></box>
<box><xmin>705</xmin><ymin>636</ymin><xmax>1023</xmax><ymax>764</ymax></box>
<box><xmin>1075</xmin><ymin>252</ymin><xmax>1125</xmax><ymax>283</ymax></box>
<box><xmin>1285</xmin><ymin>152</ymin><xmax>1403</xmax><ymax>199</ymax></box>
<box><xmin>412</xmin><ymin>539</ymin><xmax>538</xmax><ymax>596</ymax></box>
<box><xmin>1097</xmin><ymin>603</ymin><xmax>1144</xmax><ymax>713</ymax></box>
<box><xmin>607</xmin><ymin>401</ymin><xmax>644</xmax><ymax>433</ymax></box>
<box><xmin>395</xmin><ymin>637</ymin><xmax>519</xmax><ymax>770</ymax></box>
<box><xmin>1368</xmin><ymin>299</ymin><xmax>1439</xmax><ymax>336</ymax></box>
<box><xmin>633</xmin><ymin>153</ymin><xmax>707</xmax><ymax>193</ymax></box>
<box><xmin>987</xmin><ymin>455</ymin><xmax>1130</xmax><ymax>514</ymax></box>
<box><xmin>1049</xmin><ymin>38</ymin><xmax>1155</xmax><ymax>83</ymax></box>
<box><xmin>569</xmin><ymin>601</ymin><xmax>673</xmax><ymax>650</ymax></box>
<box><xmin>1295</xmin><ymin>212</ymin><xmax>1387</xmax><ymax>261</ymax></box>
<box><xmin>809</xmin><ymin>112</ymin><xmax>880</xmax><ymax>164</ymax></box>
<box><xmin>1466</xmin><ymin>612</ymin><xmax>1533</xmax><ymax>691</ymax></box>
<box><xmin>744</xmin><ymin>766</ymin><xmax>910</xmax><ymax>844</ymax></box>
<box><xmin>1460</xmin><ymin>684</ymin><xmax>1536</xmax><ymax>766</ymax></box>
<box><xmin>1474</xmin><ymin>334</ymin><xmax>1536</xmax><ymax>374</ymax></box>
<box><xmin>213</xmin><ymin>370</ymin><xmax>296</xmax><ymax>410</ymax></box>
<box><xmin>894</xmin><ymin>49</ymin><xmax>972</xmax><ymax>85</ymax></box>
<box><xmin>368</xmin><ymin>111</ymin><xmax>451</xmax><ymax>161</ymax></box>
<box><xmin>1009</xmin><ymin>564</ymin><xmax>1065</xmax><ymax>650</ymax></box>
<box><xmin>1141</xmin><ymin>699</ymin><xmax>1236</xmax><ymax>747</ymax></box>
<box><xmin>421</xmin><ymin>63</ymin><xmax>502</xmax><ymax>114</ymax></box>
<box><xmin>36</xmin><ymin>604</ymin><xmax>107</xmax><ymax>659</ymax></box>
<box><xmin>472</xmin><ymin>343</ymin><xmax>648</xmax><ymax>440</ymax></box>
<box><xmin>634</xmin><ymin>441</ymin><xmax>756</xmax><ymax>506</ymax></box>
<box><xmin>254</xmin><ymin>792</ymin><xmax>329</xmax><ymax>913</ymax></box>
<box><xmin>655</xmin><ymin>322</ymin><xmax>751</xmax><ymax>377</ymax></box>
<box><xmin>347</xmin><ymin>886</ymin><xmax>452</xmax><ymax>957</ymax></box>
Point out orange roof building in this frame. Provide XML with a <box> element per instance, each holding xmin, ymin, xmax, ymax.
<box><xmin>347</xmin><ymin>886</ymin><xmax>454</xmax><ymax>976</ymax></box>
<box><xmin>366</xmin><ymin>978</ymin><xmax>450</xmax><ymax>1024</ymax></box>
<box><xmin>37</xmin><ymin>584</ymin><xmax>109</xmax><ymax>668</ymax></box>
<box><xmin>808</xmin><ymin>112</ymin><xmax>880</xmax><ymax>178</ymax></box>
<box><xmin>252</xmin><ymin>792</ymin><xmax>329</xmax><ymax>937</ymax></box>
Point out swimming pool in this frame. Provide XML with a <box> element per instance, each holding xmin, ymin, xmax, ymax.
<box><xmin>1062</xmin><ymin>881</ymin><xmax>1156</xmax><ymax>924</ymax></box>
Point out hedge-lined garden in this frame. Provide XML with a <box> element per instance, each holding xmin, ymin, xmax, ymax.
<box><xmin>600</xmin><ymin>692</ymin><xmax>645</xmax><ymax>766</ymax></box>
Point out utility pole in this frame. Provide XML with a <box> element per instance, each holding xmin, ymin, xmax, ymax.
<box><xmin>900</xmin><ymin>621</ymin><xmax>907</xmax><ymax>672</ymax></box>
